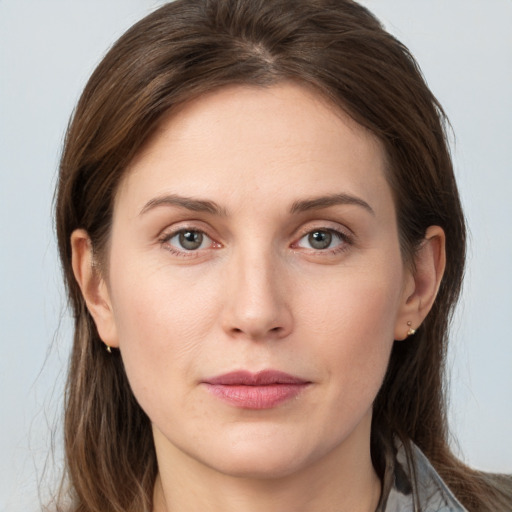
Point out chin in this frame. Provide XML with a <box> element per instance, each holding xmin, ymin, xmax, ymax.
<box><xmin>208</xmin><ymin>445</ymin><xmax>312</xmax><ymax>480</ymax></box>
<box><xmin>190</xmin><ymin>424</ymin><xmax>332</xmax><ymax>480</ymax></box>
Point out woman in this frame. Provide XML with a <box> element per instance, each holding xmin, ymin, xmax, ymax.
<box><xmin>54</xmin><ymin>0</ymin><xmax>511</xmax><ymax>511</ymax></box>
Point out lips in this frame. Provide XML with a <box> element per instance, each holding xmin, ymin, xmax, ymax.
<box><xmin>202</xmin><ymin>370</ymin><xmax>311</xmax><ymax>409</ymax></box>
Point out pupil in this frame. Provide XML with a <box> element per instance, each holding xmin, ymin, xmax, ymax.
<box><xmin>179</xmin><ymin>231</ymin><xmax>203</xmax><ymax>250</ymax></box>
<box><xmin>309</xmin><ymin>230</ymin><xmax>332</xmax><ymax>249</ymax></box>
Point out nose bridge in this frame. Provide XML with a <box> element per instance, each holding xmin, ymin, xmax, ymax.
<box><xmin>222</xmin><ymin>240</ymin><xmax>292</xmax><ymax>340</ymax></box>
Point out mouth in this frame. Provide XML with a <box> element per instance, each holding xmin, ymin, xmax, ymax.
<box><xmin>202</xmin><ymin>370</ymin><xmax>311</xmax><ymax>409</ymax></box>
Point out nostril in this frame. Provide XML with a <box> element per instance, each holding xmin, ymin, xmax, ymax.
<box><xmin>230</xmin><ymin>325</ymin><xmax>284</xmax><ymax>337</ymax></box>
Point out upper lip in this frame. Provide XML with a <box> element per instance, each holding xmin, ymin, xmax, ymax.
<box><xmin>203</xmin><ymin>370</ymin><xmax>310</xmax><ymax>386</ymax></box>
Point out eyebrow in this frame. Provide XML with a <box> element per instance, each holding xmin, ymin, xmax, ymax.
<box><xmin>290</xmin><ymin>193</ymin><xmax>375</xmax><ymax>216</ymax></box>
<box><xmin>139</xmin><ymin>192</ymin><xmax>374</xmax><ymax>217</ymax></box>
<box><xmin>139</xmin><ymin>194</ymin><xmax>228</xmax><ymax>216</ymax></box>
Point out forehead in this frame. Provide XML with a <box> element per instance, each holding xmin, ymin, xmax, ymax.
<box><xmin>117</xmin><ymin>82</ymin><xmax>390</xmax><ymax>216</ymax></box>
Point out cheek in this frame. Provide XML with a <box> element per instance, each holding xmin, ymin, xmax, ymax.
<box><xmin>298</xmin><ymin>258</ymin><xmax>403</xmax><ymax>341</ymax></box>
<box><xmin>108</xmin><ymin>262</ymin><xmax>223</xmax><ymax>409</ymax></box>
<box><xmin>295</xmin><ymin>262</ymin><xmax>403</xmax><ymax>399</ymax></box>
<box><xmin>112</xmin><ymin>258</ymin><xmax>220</xmax><ymax>342</ymax></box>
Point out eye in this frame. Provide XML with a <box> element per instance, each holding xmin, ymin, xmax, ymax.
<box><xmin>164</xmin><ymin>229</ymin><xmax>213</xmax><ymax>251</ymax></box>
<box><xmin>295</xmin><ymin>229</ymin><xmax>348</xmax><ymax>251</ymax></box>
<box><xmin>307</xmin><ymin>230</ymin><xmax>334</xmax><ymax>250</ymax></box>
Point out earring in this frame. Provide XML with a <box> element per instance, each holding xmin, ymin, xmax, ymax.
<box><xmin>104</xmin><ymin>343</ymin><xmax>112</xmax><ymax>353</ymax></box>
<box><xmin>407</xmin><ymin>321</ymin><xmax>416</xmax><ymax>336</ymax></box>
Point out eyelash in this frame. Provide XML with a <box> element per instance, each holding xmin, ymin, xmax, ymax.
<box><xmin>292</xmin><ymin>227</ymin><xmax>353</xmax><ymax>255</ymax></box>
<box><xmin>158</xmin><ymin>227</ymin><xmax>220</xmax><ymax>258</ymax></box>
<box><xmin>158</xmin><ymin>226</ymin><xmax>354</xmax><ymax>258</ymax></box>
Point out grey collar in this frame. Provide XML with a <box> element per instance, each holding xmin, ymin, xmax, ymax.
<box><xmin>380</xmin><ymin>440</ymin><xmax>468</xmax><ymax>512</ymax></box>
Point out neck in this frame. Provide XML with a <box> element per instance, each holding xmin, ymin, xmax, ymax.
<box><xmin>152</xmin><ymin>418</ymin><xmax>381</xmax><ymax>512</ymax></box>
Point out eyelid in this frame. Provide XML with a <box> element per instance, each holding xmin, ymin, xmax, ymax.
<box><xmin>158</xmin><ymin>223</ymin><xmax>222</xmax><ymax>256</ymax></box>
<box><xmin>290</xmin><ymin>222</ymin><xmax>355</xmax><ymax>253</ymax></box>
<box><xmin>156</xmin><ymin>220</ymin><xmax>354</xmax><ymax>258</ymax></box>
<box><xmin>157</xmin><ymin>219</ymin><xmax>218</xmax><ymax>241</ymax></box>
<box><xmin>292</xmin><ymin>220</ymin><xmax>354</xmax><ymax>241</ymax></box>
<box><xmin>294</xmin><ymin>230</ymin><xmax>348</xmax><ymax>250</ymax></box>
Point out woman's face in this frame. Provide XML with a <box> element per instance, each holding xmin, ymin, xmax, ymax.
<box><xmin>101</xmin><ymin>83</ymin><xmax>414</xmax><ymax>478</ymax></box>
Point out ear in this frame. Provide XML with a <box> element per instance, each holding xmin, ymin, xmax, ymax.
<box><xmin>71</xmin><ymin>229</ymin><xmax>119</xmax><ymax>348</ymax></box>
<box><xmin>394</xmin><ymin>226</ymin><xmax>446</xmax><ymax>340</ymax></box>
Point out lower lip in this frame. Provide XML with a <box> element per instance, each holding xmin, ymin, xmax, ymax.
<box><xmin>204</xmin><ymin>383</ymin><xmax>308</xmax><ymax>409</ymax></box>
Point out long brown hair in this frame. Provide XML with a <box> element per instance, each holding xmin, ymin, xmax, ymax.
<box><xmin>54</xmin><ymin>0</ymin><xmax>511</xmax><ymax>510</ymax></box>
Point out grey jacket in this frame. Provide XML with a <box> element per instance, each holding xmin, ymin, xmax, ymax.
<box><xmin>380</xmin><ymin>440</ymin><xmax>467</xmax><ymax>512</ymax></box>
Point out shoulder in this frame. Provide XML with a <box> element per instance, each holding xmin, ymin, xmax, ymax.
<box><xmin>381</xmin><ymin>439</ymin><xmax>468</xmax><ymax>512</ymax></box>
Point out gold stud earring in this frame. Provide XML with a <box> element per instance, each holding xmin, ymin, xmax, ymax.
<box><xmin>104</xmin><ymin>343</ymin><xmax>112</xmax><ymax>353</ymax></box>
<box><xmin>407</xmin><ymin>321</ymin><xmax>416</xmax><ymax>336</ymax></box>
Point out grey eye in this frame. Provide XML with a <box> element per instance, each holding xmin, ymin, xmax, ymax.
<box><xmin>308</xmin><ymin>230</ymin><xmax>332</xmax><ymax>249</ymax></box>
<box><xmin>163</xmin><ymin>228</ymin><xmax>217</xmax><ymax>254</ymax></box>
<box><xmin>178</xmin><ymin>230</ymin><xmax>204</xmax><ymax>250</ymax></box>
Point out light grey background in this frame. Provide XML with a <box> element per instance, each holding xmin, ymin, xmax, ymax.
<box><xmin>1</xmin><ymin>1</ymin><xmax>511</xmax><ymax>510</ymax></box>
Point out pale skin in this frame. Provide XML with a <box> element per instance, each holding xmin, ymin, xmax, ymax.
<box><xmin>71</xmin><ymin>83</ymin><xmax>446</xmax><ymax>512</ymax></box>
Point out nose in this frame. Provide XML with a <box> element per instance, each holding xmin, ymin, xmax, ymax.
<box><xmin>221</xmin><ymin>248</ymin><xmax>293</xmax><ymax>342</ymax></box>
